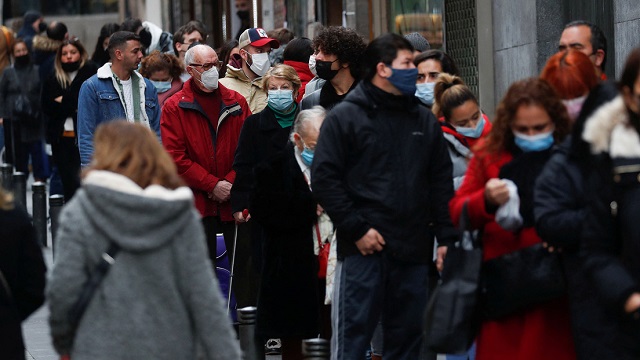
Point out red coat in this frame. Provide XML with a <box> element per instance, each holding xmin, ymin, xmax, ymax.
<box><xmin>449</xmin><ymin>147</ymin><xmax>576</xmax><ymax>360</ymax></box>
<box><xmin>161</xmin><ymin>79</ymin><xmax>251</xmax><ymax>221</ymax></box>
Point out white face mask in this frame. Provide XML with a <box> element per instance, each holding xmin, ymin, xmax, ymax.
<box><xmin>308</xmin><ymin>54</ymin><xmax>317</xmax><ymax>76</ymax></box>
<box><xmin>562</xmin><ymin>95</ymin><xmax>587</xmax><ymax>121</ymax></box>
<box><xmin>194</xmin><ymin>66</ymin><xmax>219</xmax><ymax>90</ymax></box>
<box><xmin>247</xmin><ymin>52</ymin><xmax>270</xmax><ymax>77</ymax></box>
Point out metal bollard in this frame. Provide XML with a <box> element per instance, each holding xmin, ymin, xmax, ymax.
<box><xmin>1</xmin><ymin>163</ymin><xmax>12</xmax><ymax>190</ymax></box>
<box><xmin>238</xmin><ymin>306</ymin><xmax>264</xmax><ymax>360</ymax></box>
<box><xmin>302</xmin><ymin>338</ymin><xmax>330</xmax><ymax>360</ymax></box>
<box><xmin>32</xmin><ymin>182</ymin><xmax>47</xmax><ymax>247</ymax></box>
<box><xmin>49</xmin><ymin>195</ymin><xmax>64</xmax><ymax>259</ymax></box>
<box><xmin>12</xmin><ymin>172</ymin><xmax>26</xmax><ymax>210</ymax></box>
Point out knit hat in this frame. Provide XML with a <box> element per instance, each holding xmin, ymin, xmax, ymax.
<box><xmin>239</xmin><ymin>28</ymin><xmax>280</xmax><ymax>49</ymax></box>
<box><xmin>404</xmin><ymin>32</ymin><xmax>430</xmax><ymax>52</ymax></box>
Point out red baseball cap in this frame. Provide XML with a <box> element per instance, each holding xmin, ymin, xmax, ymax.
<box><xmin>238</xmin><ymin>27</ymin><xmax>280</xmax><ymax>49</ymax></box>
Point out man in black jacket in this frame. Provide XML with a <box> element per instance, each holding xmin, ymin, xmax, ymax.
<box><xmin>311</xmin><ymin>33</ymin><xmax>457</xmax><ymax>360</ymax></box>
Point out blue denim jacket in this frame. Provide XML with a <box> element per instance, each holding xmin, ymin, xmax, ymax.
<box><xmin>77</xmin><ymin>63</ymin><xmax>161</xmax><ymax>166</ymax></box>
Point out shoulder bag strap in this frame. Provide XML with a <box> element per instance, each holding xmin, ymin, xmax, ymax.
<box><xmin>68</xmin><ymin>242</ymin><xmax>121</xmax><ymax>328</ymax></box>
<box><xmin>0</xmin><ymin>267</ymin><xmax>12</xmax><ymax>300</ymax></box>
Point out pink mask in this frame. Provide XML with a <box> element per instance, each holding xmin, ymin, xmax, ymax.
<box><xmin>562</xmin><ymin>95</ymin><xmax>587</xmax><ymax>121</ymax></box>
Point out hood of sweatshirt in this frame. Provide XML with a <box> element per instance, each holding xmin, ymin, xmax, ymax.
<box><xmin>74</xmin><ymin>170</ymin><xmax>197</xmax><ymax>252</ymax></box>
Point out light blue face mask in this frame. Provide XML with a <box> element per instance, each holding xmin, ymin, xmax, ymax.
<box><xmin>415</xmin><ymin>82</ymin><xmax>435</xmax><ymax>106</ymax></box>
<box><xmin>455</xmin><ymin>116</ymin><xmax>485</xmax><ymax>139</ymax></box>
<box><xmin>268</xmin><ymin>89</ymin><xmax>295</xmax><ymax>112</ymax></box>
<box><xmin>301</xmin><ymin>147</ymin><xmax>314</xmax><ymax>166</ymax></box>
<box><xmin>150</xmin><ymin>80</ymin><xmax>172</xmax><ymax>93</ymax></box>
<box><xmin>513</xmin><ymin>130</ymin><xmax>554</xmax><ymax>152</ymax></box>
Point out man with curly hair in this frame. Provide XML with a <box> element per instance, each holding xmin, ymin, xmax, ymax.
<box><xmin>301</xmin><ymin>26</ymin><xmax>366</xmax><ymax>111</ymax></box>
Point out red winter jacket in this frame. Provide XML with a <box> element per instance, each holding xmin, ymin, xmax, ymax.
<box><xmin>161</xmin><ymin>79</ymin><xmax>251</xmax><ymax>220</ymax></box>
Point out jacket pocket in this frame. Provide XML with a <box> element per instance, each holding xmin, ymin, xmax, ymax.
<box><xmin>97</xmin><ymin>91</ymin><xmax>122</xmax><ymax>120</ymax></box>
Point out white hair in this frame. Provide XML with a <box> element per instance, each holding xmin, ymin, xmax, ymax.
<box><xmin>290</xmin><ymin>106</ymin><xmax>326</xmax><ymax>141</ymax></box>
<box><xmin>184</xmin><ymin>44</ymin><xmax>213</xmax><ymax>67</ymax></box>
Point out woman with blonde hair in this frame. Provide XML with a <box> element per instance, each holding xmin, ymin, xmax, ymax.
<box><xmin>42</xmin><ymin>37</ymin><xmax>98</xmax><ymax>201</ymax></box>
<box><xmin>47</xmin><ymin>121</ymin><xmax>241</xmax><ymax>360</ymax></box>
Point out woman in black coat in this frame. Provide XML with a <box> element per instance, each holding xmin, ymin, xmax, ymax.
<box><xmin>0</xmin><ymin>39</ymin><xmax>48</xmax><ymax>180</ymax></box>
<box><xmin>249</xmin><ymin>106</ymin><xmax>330</xmax><ymax>360</ymax></box>
<box><xmin>42</xmin><ymin>38</ymin><xmax>98</xmax><ymax>201</ymax></box>
<box><xmin>0</xmin><ymin>187</ymin><xmax>47</xmax><ymax>360</ymax></box>
<box><xmin>579</xmin><ymin>48</ymin><xmax>640</xmax><ymax>359</ymax></box>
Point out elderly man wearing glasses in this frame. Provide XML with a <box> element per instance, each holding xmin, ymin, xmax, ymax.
<box><xmin>161</xmin><ymin>43</ymin><xmax>251</xmax><ymax>272</ymax></box>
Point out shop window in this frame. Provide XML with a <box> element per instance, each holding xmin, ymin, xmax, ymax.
<box><xmin>390</xmin><ymin>0</ymin><xmax>444</xmax><ymax>49</ymax></box>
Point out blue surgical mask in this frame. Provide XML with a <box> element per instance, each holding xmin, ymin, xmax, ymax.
<box><xmin>268</xmin><ymin>89</ymin><xmax>295</xmax><ymax>112</ymax></box>
<box><xmin>150</xmin><ymin>79</ymin><xmax>172</xmax><ymax>93</ymax></box>
<box><xmin>415</xmin><ymin>82</ymin><xmax>435</xmax><ymax>106</ymax></box>
<box><xmin>301</xmin><ymin>147</ymin><xmax>314</xmax><ymax>166</ymax></box>
<box><xmin>513</xmin><ymin>130</ymin><xmax>555</xmax><ymax>152</ymax></box>
<box><xmin>387</xmin><ymin>67</ymin><xmax>418</xmax><ymax>96</ymax></box>
<box><xmin>455</xmin><ymin>116</ymin><xmax>485</xmax><ymax>139</ymax></box>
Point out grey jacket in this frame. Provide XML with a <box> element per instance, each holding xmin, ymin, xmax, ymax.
<box><xmin>442</xmin><ymin>132</ymin><xmax>472</xmax><ymax>190</ymax></box>
<box><xmin>47</xmin><ymin>171</ymin><xmax>241</xmax><ymax>360</ymax></box>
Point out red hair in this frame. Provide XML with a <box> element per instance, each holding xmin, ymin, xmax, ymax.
<box><xmin>540</xmin><ymin>50</ymin><xmax>598</xmax><ymax>99</ymax></box>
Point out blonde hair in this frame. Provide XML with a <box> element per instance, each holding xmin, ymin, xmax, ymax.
<box><xmin>0</xmin><ymin>187</ymin><xmax>14</xmax><ymax>210</ymax></box>
<box><xmin>54</xmin><ymin>39</ymin><xmax>89</xmax><ymax>89</ymax></box>
<box><xmin>432</xmin><ymin>73</ymin><xmax>477</xmax><ymax>120</ymax></box>
<box><xmin>83</xmin><ymin>121</ymin><xmax>184</xmax><ymax>189</ymax></box>
<box><xmin>262</xmin><ymin>64</ymin><xmax>301</xmax><ymax>94</ymax></box>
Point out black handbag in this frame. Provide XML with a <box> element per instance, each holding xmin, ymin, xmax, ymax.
<box><xmin>481</xmin><ymin>242</ymin><xmax>566</xmax><ymax>320</ymax></box>
<box><xmin>424</xmin><ymin>202</ymin><xmax>482</xmax><ymax>354</ymax></box>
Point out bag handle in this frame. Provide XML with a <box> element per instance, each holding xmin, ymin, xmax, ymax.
<box><xmin>458</xmin><ymin>200</ymin><xmax>481</xmax><ymax>249</ymax></box>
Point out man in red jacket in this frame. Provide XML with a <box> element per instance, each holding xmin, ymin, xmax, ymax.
<box><xmin>161</xmin><ymin>44</ymin><xmax>251</xmax><ymax>266</ymax></box>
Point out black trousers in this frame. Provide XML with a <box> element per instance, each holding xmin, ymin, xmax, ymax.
<box><xmin>51</xmin><ymin>137</ymin><xmax>81</xmax><ymax>201</ymax></box>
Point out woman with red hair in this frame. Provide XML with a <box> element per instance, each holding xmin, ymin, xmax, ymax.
<box><xmin>534</xmin><ymin>51</ymin><xmax>622</xmax><ymax>359</ymax></box>
<box><xmin>540</xmin><ymin>50</ymin><xmax>599</xmax><ymax>121</ymax></box>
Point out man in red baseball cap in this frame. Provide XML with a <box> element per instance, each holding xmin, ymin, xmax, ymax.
<box><xmin>220</xmin><ymin>27</ymin><xmax>280</xmax><ymax>113</ymax></box>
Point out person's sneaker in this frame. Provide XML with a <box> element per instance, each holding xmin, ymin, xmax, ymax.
<box><xmin>265</xmin><ymin>338</ymin><xmax>282</xmax><ymax>355</ymax></box>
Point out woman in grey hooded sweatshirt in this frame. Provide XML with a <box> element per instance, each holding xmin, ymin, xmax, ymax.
<box><xmin>47</xmin><ymin>121</ymin><xmax>241</xmax><ymax>360</ymax></box>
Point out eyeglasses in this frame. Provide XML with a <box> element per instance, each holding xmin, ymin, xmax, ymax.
<box><xmin>189</xmin><ymin>61</ymin><xmax>223</xmax><ymax>71</ymax></box>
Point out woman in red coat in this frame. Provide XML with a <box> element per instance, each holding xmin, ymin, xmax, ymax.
<box><xmin>449</xmin><ymin>78</ymin><xmax>576</xmax><ymax>360</ymax></box>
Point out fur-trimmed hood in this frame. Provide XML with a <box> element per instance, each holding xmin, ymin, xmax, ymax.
<box><xmin>582</xmin><ymin>95</ymin><xmax>640</xmax><ymax>158</ymax></box>
<box><xmin>32</xmin><ymin>35</ymin><xmax>62</xmax><ymax>52</ymax></box>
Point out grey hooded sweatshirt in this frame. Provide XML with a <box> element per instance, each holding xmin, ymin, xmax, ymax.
<box><xmin>47</xmin><ymin>171</ymin><xmax>241</xmax><ymax>360</ymax></box>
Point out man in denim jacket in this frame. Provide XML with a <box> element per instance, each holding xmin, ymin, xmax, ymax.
<box><xmin>77</xmin><ymin>31</ymin><xmax>160</xmax><ymax>167</ymax></box>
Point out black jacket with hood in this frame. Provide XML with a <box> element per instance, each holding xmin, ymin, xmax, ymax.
<box><xmin>311</xmin><ymin>81</ymin><xmax>457</xmax><ymax>263</ymax></box>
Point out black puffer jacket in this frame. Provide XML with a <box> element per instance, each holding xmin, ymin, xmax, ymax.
<box><xmin>311</xmin><ymin>81</ymin><xmax>457</xmax><ymax>263</ymax></box>
<box><xmin>579</xmin><ymin>94</ymin><xmax>640</xmax><ymax>359</ymax></box>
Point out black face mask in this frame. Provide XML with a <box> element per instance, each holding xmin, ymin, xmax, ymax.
<box><xmin>61</xmin><ymin>61</ymin><xmax>81</xmax><ymax>73</ymax></box>
<box><xmin>315</xmin><ymin>59</ymin><xmax>339</xmax><ymax>81</ymax></box>
<box><xmin>38</xmin><ymin>22</ymin><xmax>47</xmax><ymax>33</ymax></box>
<box><xmin>237</xmin><ymin>10</ymin><xmax>250</xmax><ymax>20</ymax></box>
<box><xmin>14</xmin><ymin>54</ymin><xmax>30</xmax><ymax>67</ymax></box>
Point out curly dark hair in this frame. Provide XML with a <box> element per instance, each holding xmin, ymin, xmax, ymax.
<box><xmin>312</xmin><ymin>26</ymin><xmax>366</xmax><ymax>77</ymax></box>
<box><xmin>139</xmin><ymin>50</ymin><xmax>184</xmax><ymax>80</ymax></box>
<box><xmin>482</xmin><ymin>77</ymin><xmax>570</xmax><ymax>155</ymax></box>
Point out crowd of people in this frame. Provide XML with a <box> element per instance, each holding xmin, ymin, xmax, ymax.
<box><xmin>0</xmin><ymin>9</ymin><xmax>639</xmax><ymax>360</ymax></box>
